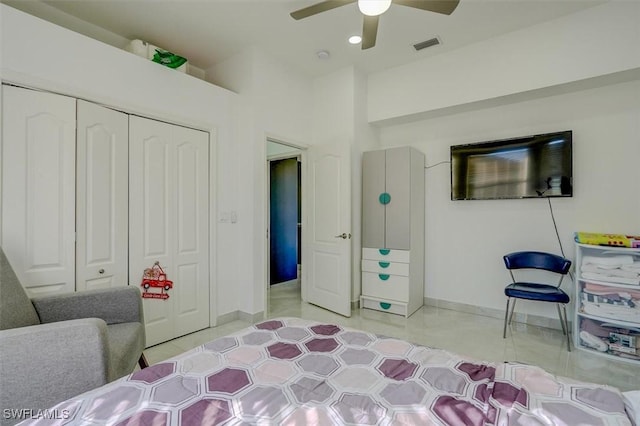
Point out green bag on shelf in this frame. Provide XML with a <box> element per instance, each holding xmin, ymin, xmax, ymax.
<box><xmin>152</xmin><ymin>48</ymin><xmax>187</xmax><ymax>69</ymax></box>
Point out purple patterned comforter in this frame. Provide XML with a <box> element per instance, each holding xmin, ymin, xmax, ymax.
<box><xmin>21</xmin><ymin>317</ymin><xmax>631</xmax><ymax>425</ymax></box>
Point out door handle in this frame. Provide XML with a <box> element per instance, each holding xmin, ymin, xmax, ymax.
<box><xmin>334</xmin><ymin>233</ymin><xmax>351</xmax><ymax>239</ymax></box>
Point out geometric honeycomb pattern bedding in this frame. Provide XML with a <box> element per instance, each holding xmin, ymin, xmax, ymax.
<box><xmin>20</xmin><ymin>317</ymin><xmax>631</xmax><ymax>425</ymax></box>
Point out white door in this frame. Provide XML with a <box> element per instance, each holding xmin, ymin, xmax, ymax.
<box><xmin>304</xmin><ymin>143</ymin><xmax>351</xmax><ymax>317</ymax></box>
<box><xmin>76</xmin><ymin>100</ymin><xmax>129</xmax><ymax>291</ymax></box>
<box><xmin>129</xmin><ymin>116</ymin><xmax>209</xmax><ymax>346</ymax></box>
<box><xmin>172</xmin><ymin>124</ymin><xmax>210</xmax><ymax>338</ymax></box>
<box><xmin>1</xmin><ymin>85</ymin><xmax>76</xmax><ymax>296</ymax></box>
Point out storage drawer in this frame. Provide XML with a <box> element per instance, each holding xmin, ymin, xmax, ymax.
<box><xmin>362</xmin><ymin>272</ymin><xmax>409</xmax><ymax>302</ymax></box>
<box><xmin>361</xmin><ymin>259</ymin><xmax>409</xmax><ymax>276</ymax></box>
<box><xmin>578</xmin><ymin>316</ymin><xmax>640</xmax><ymax>360</ymax></box>
<box><xmin>361</xmin><ymin>296</ymin><xmax>407</xmax><ymax>316</ymax></box>
<box><xmin>362</xmin><ymin>248</ymin><xmax>410</xmax><ymax>263</ymax></box>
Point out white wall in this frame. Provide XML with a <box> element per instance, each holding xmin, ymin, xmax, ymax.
<box><xmin>208</xmin><ymin>47</ymin><xmax>313</xmax><ymax>317</ymax></box>
<box><xmin>0</xmin><ymin>5</ymin><xmax>233</xmax><ymax>131</ymax></box>
<box><xmin>311</xmin><ymin>67</ymin><xmax>381</xmax><ymax>303</ymax></box>
<box><xmin>0</xmin><ymin>4</ymin><xmax>236</xmax><ymax>326</ymax></box>
<box><xmin>368</xmin><ymin>1</ymin><xmax>640</xmax><ymax>124</ymax></box>
<box><xmin>206</xmin><ymin>49</ymin><xmax>257</xmax><ymax>318</ymax></box>
<box><xmin>367</xmin><ymin>0</ymin><xmax>640</xmax><ymax>324</ymax></box>
<box><xmin>6</xmin><ymin>0</ymin><xmax>637</xmax><ymax>327</ymax></box>
<box><xmin>351</xmin><ymin>68</ymin><xmax>381</xmax><ymax>300</ymax></box>
<box><xmin>211</xmin><ymin>59</ymin><xmax>380</xmax><ymax>315</ymax></box>
<box><xmin>1</xmin><ymin>0</ymin><xmax>207</xmax><ymax>79</ymax></box>
<box><xmin>378</xmin><ymin>79</ymin><xmax>640</xmax><ymax>321</ymax></box>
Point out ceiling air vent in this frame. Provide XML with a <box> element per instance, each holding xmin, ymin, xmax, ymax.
<box><xmin>413</xmin><ymin>37</ymin><xmax>441</xmax><ymax>51</ymax></box>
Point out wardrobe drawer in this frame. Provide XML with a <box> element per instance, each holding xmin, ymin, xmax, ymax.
<box><xmin>362</xmin><ymin>248</ymin><xmax>410</xmax><ymax>263</ymax></box>
<box><xmin>361</xmin><ymin>259</ymin><xmax>409</xmax><ymax>276</ymax></box>
<box><xmin>361</xmin><ymin>296</ymin><xmax>407</xmax><ymax>316</ymax></box>
<box><xmin>362</xmin><ymin>272</ymin><xmax>409</xmax><ymax>302</ymax></box>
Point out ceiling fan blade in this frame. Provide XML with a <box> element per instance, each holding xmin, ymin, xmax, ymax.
<box><xmin>361</xmin><ymin>15</ymin><xmax>379</xmax><ymax>50</ymax></box>
<box><xmin>392</xmin><ymin>0</ymin><xmax>460</xmax><ymax>15</ymax></box>
<box><xmin>290</xmin><ymin>0</ymin><xmax>357</xmax><ymax>20</ymax></box>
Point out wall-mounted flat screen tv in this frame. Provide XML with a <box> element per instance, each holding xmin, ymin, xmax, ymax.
<box><xmin>451</xmin><ymin>130</ymin><xmax>572</xmax><ymax>200</ymax></box>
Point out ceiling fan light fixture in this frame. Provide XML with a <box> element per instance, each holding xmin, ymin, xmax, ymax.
<box><xmin>358</xmin><ymin>0</ymin><xmax>392</xmax><ymax>16</ymax></box>
<box><xmin>348</xmin><ymin>35</ymin><xmax>362</xmax><ymax>45</ymax></box>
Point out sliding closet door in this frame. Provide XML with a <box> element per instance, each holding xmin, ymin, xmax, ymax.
<box><xmin>76</xmin><ymin>100</ymin><xmax>129</xmax><ymax>291</ymax></box>
<box><xmin>129</xmin><ymin>115</ymin><xmax>209</xmax><ymax>346</ymax></box>
<box><xmin>1</xmin><ymin>85</ymin><xmax>76</xmax><ymax>296</ymax></box>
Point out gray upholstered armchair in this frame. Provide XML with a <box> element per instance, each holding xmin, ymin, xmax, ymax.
<box><xmin>0</xmin><ymin>249</ymin><xmax>147</xmax><ymax>425</ymax></box>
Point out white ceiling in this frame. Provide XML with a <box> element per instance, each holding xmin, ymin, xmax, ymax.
<box><xmin>3</xmin><ymin>0</ymin><xmax>605</xmax><ymax>78</ymax></box>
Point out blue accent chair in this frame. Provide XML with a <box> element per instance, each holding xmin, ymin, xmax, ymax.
<box><xmin>502</xmin><ymin>251</ymin><xmax>572</xmax><ymax>351</ymax></box>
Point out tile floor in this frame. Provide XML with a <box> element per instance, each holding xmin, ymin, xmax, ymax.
<box><xmin>144</xmin><ymin>281</ymin><xmax>640</xmax><ymax>392</ymax></box>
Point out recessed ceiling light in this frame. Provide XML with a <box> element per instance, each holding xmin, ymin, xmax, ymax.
<box><xmin>316</xmin><ymin>50</ymin><xmax>330</xmax><ymax>60</ymax></box>
<box><xmin>348</xmin><ymin>35</ymin><xmax>362</xmax><ymax>45</ymax></box>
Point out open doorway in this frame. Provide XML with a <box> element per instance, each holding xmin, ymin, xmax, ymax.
<box><xmin>269</xmin><ymin>156</ymin><xmax>300</xmax><ymax>285</ymax></box>
<box><xmin>266</xmin><ymin>140</ymin><xmax>303</xmax><ymax>309</ymax></box>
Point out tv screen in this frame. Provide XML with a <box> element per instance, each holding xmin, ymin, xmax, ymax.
<box><xmin>451</xmin><ymin>130</ymin><xmax>572</xmax><ymax>200</ymax></box>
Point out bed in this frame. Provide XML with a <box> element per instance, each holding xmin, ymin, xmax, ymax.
<box><xmin>19</xmin><ymin>317</ymin><xmax>635</xmax><ymax>425</ymax></box>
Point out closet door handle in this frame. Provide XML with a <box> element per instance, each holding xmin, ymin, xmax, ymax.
<box><xmin>334</xmin><ymin>233</ymin><xmax>351</xmax><ymax>239</ymax></box>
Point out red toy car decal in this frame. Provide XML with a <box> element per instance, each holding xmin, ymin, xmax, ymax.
<box><xmin>141</xmin><ymin>261</ymin><xmax>173</xmax><ymax>300</ymax></box>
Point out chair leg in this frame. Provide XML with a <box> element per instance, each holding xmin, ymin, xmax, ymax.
<box><xmin>138</xmin><ymin>353</ymin><xmax>149</xmax><ymax>369</ymax></box>
<box><xmin>556</xmin><ymin>304</ymin><xmax>567</xmax><ymax>336</ymax></box>
<box><xmin>560</xmin><ymin>304</ymin><xmax>571</xmax><ymax>352</ymax></box>
<box><xmin>508</xmin><ymin>298</ymin><xmax>517</xmax><ymax>326</ymax></box>
<box><xmin>503</xmin><ymin>298</ymin><xmax>511</xmax><ymax>339</ymax></box>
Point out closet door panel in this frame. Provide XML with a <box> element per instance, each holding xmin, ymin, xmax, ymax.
<box><xmin>130</xmin><ymin>117</ymin><xmax>209</xmax><ymax>346</ymax></box>
<box><xmin>143</xmin><ymin>135</ymin><xmax>172</xmax><ymax>256</ymax></box>
<box><xmin>76</xmin><ymin>100</ymin><xmax>129</xmax><ymax>291</ymax></box>
<box><xmin>2</xmin><ymin>85</ymin><xmax>76</xmax><ymax>296</ymax></box>
<box><xmin>362</xmin><ymin>150</ymin><xmax>386</xmax><ymax>248</ymax></box>
<box><xmin>173</xmin><ymin>127</ymin><xmax>209</xmax><ymax>336</ymax></box>
<box><xmin>385</xmin><ymin>147</ymin><xmax>411</xmax><ymax>250</ymax></box>
<box><xmin>130</xmin><ymin>116</ymin><xmax>175</xmax><ymax>346</ymax></box>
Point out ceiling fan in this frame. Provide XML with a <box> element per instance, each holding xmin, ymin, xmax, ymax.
<box><xmin>290</xmin><ymin>0</ymin><xmax>460</xmax><ymax>50</ymax></box>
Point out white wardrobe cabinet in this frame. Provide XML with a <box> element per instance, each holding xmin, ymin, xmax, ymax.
<box><xmin>360</xmin><ymin>146</ymin><xmax>425</xmax><ymax>317</ymax></box>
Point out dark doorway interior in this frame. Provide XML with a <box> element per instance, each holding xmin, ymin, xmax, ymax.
<box><xmin>270</xmin><ymin>158</ymin><xmax>301</xmax><ymax>285</ymax></box>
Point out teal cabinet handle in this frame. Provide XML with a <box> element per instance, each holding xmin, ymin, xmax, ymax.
<box><xmin>378</xmin><ymin>262</ymin><xmax>390</xmax><ymax>268</ymax></box>
<box><xmin>379</xmin><ymin>192</ymin><xmax>391</xmax><ymax>205</ymax></box>
<box><xmin>380</xmin><ymin>302</ymin><xmax>391</xmax><ymax>310</ymax></box>
<box><xmin>379</xmin><ymin>249</ymin><xmax>390</xmax><ymax>255</ymax></box>
<box><xmin>378</xmin><ymin>274</ymin><xmax>390</xmax><ymax>281</ymax></box>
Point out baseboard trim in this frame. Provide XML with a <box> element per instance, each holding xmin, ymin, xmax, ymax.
<box><xmin>216</xmin><ymin>310</ymin><xmax>265</xmax><ymax>327</ymax></box>
<box><xmin>240</xmin><ymin>310</ymin><xmax>265</xmax><ymax>323</ymax></box>
<box><xmin>216</xmin><ymin>310</ymin><xmax>239</xmax><ymax>326</ymax></box>
<box><xmin>218</xmin><ymin>299</ymin><xmax>567</xmax><ymax>332</ymax></box>
<box><xmin>424</xmin><ymin>297</ymin><xmax>571</xmax><ymax>331</ymax></box>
